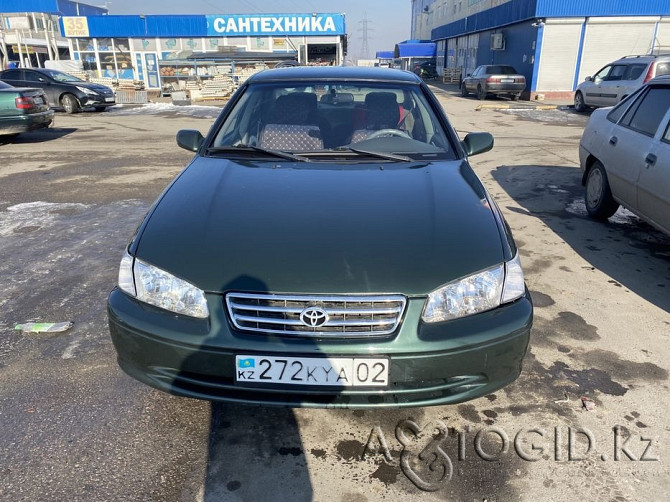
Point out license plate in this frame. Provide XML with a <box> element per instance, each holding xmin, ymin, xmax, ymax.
<box><xmin>235</xmin><ymin>355</ymin><xmax>389</xmax><ymax>387</ymax></box>
<box><xmin>105</xmin><ymin>97</ymin><xmax>115</xmax><ymax>102</ymax></box>
<box><xmin>501</xmin><ymin>78</ymin><xmax>514</xmax><ymax>83</ymax></box>
<box><xmin>33</xmin><ymin>96</ymin><xmax>44</xmax><ymax>104</ymax></box>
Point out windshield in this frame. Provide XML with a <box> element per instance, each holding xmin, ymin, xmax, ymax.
<box><xmin>43</xmin><ymin>70</ymin><xmax>84</xmax><ymax>83</ymax></box>
<box><xmin>211</xmin><ymin>81</ymin><xmax>455</xmax><ymax>161</ymax></box>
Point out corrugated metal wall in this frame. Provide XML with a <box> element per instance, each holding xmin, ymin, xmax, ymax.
<box><xmin>536</xmin><ymin>0</ymin><xmax>670</xmax><ymax>18</ymax></box>
<box><xmin>432</xmin><ymin>0</ymin><xmax>538</xmax><ymax>40</ymax></box>
<box><xmin>83</xmin><ymin>15</ymin><xmax>207</xmax><ymax>38</ymax></box>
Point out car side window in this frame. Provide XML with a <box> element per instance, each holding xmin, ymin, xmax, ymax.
<box><xmin>624</xmin><ymin>64</ymin><xmax>646</xmax><ymax>80</ymax></box>
<box><xmin>607</xmin><ymin>86</ymin><xmax>645</xmax><ymax>123</ymax></box>
<box><xmin>24</xmin><ymin>72</ymin><xmax>45</xmax><ymax>82</ymax></box>
<box><xmin>2</xmin><ymin>70</ymin><xmax>22</xmax><ymax>79</ymax></box>
<box><xmin>621</xmin><ymin>87</ymin><xmax>670</xmax><ymax>137</ymax></box>
<box><xmin>604</xmin><ymin>65</ymin><xmax>626</xmax><ymax>81</ymax></box>
<box><xmin>593</xmin><ymin>65</ymin><xmax>612</xmax><ymax>81</ymax></box>
<box><xmin>663</xmin><ymin>120</ymin><xmax>670</xmax><ymax>144</ymax></box>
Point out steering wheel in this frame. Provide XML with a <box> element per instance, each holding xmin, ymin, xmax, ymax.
<box><xmin>365</xmin><ymin>128</ymin><xmax>411</xmax><ymax>140</ymax></box>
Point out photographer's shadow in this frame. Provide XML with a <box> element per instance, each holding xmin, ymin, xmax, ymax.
<box><xmin>204</xmin><ymin>403</ymin><xmax>312</xmax><ymax>501</ymax></box>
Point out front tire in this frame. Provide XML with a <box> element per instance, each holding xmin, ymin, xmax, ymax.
<box><xmin>461</xmin><ymin>84</ymin><xmax>469</xmax><ymax>97</ymax></box>
<box><xmin>61</xmin><ymin>94</ymin><xmax>80</xmax><ymax>114</ymax></box>
<box><xmin>574</xmin><ymin>91</ymin><xmax>587</xmax><ymax>112</ymax></box>
<box><xmin>585</xmin><ymin>160</ymin><xmax>619</xmax><ymax>220</ymax></box>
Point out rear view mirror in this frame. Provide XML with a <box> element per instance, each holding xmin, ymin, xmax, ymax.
<box><xmin>461</xmin><ymin>132</ymin><xmax>494</xmax><ymax>156</ymax></box>
<box><xmin>584</xmin><ymin>76</ymin><xmax>592</xmax><ymax>82</ymax></box>
<box><xmin>176</xmin><ymin>129</ymin><xmax>204</xmax><ymax>152</ymax></box>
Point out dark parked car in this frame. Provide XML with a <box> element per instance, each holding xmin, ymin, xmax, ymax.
<box><xmin>461</xmin><ymin>65</ymin><xmax>526</xmax><ymax>100</ymax></box>
<box><xmin>579</xmin><ymin>76</ymin><xmax>670</xmax><ymax>235</ymax></box>
<box><xmin>0</xmin><ymin>68</ymin><xmax>115</xmax><ymax>113</ymax></box>
<box><xmin>413</xmin><ymin>61</ymin><xmax>438</xmax><ymax>80</ymax></box>
<box><xmin>108</xmin><ymin>67</ymin><xmax>532</xmax><ymax>408</ymax></box>
<box><xmin>0</xmin><ymin>80</ymin><xmax>54</xmax><ymax>136</ymax></box>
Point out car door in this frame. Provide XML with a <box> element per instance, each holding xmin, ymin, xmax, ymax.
<box><xmin>636</xmin><ymin>96</ymin><xmax>670</xmax><ymax>233</ymax></box>
<box><xmin>602</xmin><ymin>86</ymin><xmax>670</xmax><ymax>209</ymax></box>
<box><xmin>594</xmin><ymin>64</ymin><xmax>627</xmax><ymax>107</ymax></box>
<box><xmin>465</xmin><ymin>66</ymin><xmax>482</xmax><ymax>92</ymax></box>
<box><xmin>23</xmin><ymin>70</ymin><xmax>58</xmax><ymax>107</ymax></box>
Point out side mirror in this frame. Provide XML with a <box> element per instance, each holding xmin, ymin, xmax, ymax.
<box><xmin>466</xmin><ymin>73</ymin><xmax>472</xmax><ymax>77</ymax></box>
<box><xmin>461</xmin><ymin>132</ymin><xmax>494</xmax><ymax>156</ymax></box>
<box><xmin>176</xmin><ymin>129</ymin><xmax>204</xmax><ymax>152</ymax></box>
<box><xmin>584</xmin><ymin>76</ymin><xmax>592</xmax><ymax>82</ymax></box>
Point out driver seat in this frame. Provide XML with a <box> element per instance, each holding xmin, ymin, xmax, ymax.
<box><xmin>349</xmin><ymin>92</ymin><xmax>401</xmax><ymax>143</ymax></box>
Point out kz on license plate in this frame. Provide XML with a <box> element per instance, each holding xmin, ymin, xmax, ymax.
<box><xmin>105</xmin><ymin>97</ymin><xmax>115</xmax><ymax>102</ymax></box>
<box><xmin>501</xmin><ymin>78</ymin><xmax>514</xmax><ymax>83</ymax></box>
<box><xmin>235</xmin><ymin>355</ymin><xmax>389</xmax><ymax>387</ymax></box>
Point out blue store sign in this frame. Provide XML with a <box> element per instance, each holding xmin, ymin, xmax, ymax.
<box><xmin>206</xmin><ymin>14</ymin><xmax>345</xmax><ymax>37</ymax></box>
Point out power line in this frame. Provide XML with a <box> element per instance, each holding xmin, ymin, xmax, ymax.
<box><xmin>357</xmin><ymin>11</ymin><xmax>373</xmax><ymax>60</ymax></box>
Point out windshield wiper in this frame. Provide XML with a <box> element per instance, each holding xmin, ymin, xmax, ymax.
<box><xmin>206</xmin><ymin>145</ymin><xmax>308</xmax><ymax>162</ymax></box>
<box><xmin>332</xmin><ymin>147</ymin><xmax>412</xmax><ymax>162</ymax></box>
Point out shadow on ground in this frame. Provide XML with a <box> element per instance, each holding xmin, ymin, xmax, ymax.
<box><xmin>0</xmin><ymin>127</ymin><xmax>77</xmax><ymax>144</ymax></box>
<box><xmin>204</xmin><ymin>404</ymin><xmax>312</xmax><ymax>501</ymax></box>
<box><xmin>493</xmin><ymin>164</ymin><xmax>670</xmax><ymax>313</ymax></box>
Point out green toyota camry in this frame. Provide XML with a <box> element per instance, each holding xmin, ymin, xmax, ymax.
<box><xmin>108</xmin><ymin>66</ymin><xmax>532</xmax><ymax>408</ymax></box>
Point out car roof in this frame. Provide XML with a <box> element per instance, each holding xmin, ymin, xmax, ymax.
<box><xmin>247</xmin><ymin>66</ymin><xmax>422</xmax><ymax>84</ymax></box>
<box><xmin>612</xmin><ymin>54</ymin><xmax>670</xmax><ymax>64</ymax></box>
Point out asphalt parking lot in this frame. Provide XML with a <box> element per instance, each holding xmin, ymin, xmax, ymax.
<box><xmin>1</xmin><ymin>89</ymin><xmax>669</xmax><ymax>501</ymax></box>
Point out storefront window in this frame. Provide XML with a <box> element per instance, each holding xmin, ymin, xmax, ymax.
<box><xmin>97</xmin><ymin>38</ymin><xmax>113</xmax><ymax>52</ymax></box>
<box><xmin>80</xmin><ymin>52</ymin><xmax>98</xmax><ymax>71</ymax></box>
<box><xmin>76</xmin><ymin>38</ymin><xmax>95</xmax><ymax>52</ymax></box>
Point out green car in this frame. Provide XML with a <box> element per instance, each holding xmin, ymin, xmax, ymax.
<box><xmin>108</xmin><ymin>67</ymin><xmax>532</xmax><ymax>408</ymax></box>
<box><xmin>0</xmin><ymin>81</ymin><xmax>54</xmax><ymax>136</ymax></box>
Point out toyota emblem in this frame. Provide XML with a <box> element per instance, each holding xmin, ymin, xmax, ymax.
<box><xmin>300</xmin><ymin>307</ymin><xmax>329</xmax><ymax>328</ymax></box>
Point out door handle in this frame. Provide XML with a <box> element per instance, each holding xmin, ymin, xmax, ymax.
<box><xmin>645</xmin><ymin>153</ymin><xmax>657</xmax><ymax>166</ymax></box>
<box><xmin>609</xmin><ymin>136</ymin><xmax>618</xmax><ymax>145</ymax></box>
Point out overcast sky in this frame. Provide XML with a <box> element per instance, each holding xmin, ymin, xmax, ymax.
<box><xmin>99</xmin><ymin>0</ymin><xmax>412</xmax><ymax>60</ymax></box>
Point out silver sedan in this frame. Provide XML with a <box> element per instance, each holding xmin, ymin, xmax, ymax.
<box><xmin>579</xmin><ymin>76</ymin><xmax>670</xmax><ymax>235</ymax></box>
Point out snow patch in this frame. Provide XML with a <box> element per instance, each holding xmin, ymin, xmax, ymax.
<box><xmin>565</xmin><ymin>198</ymin><xmax>640</xmax><ymax>225</ymax></box>
<box><xmin>0</xmin><ymin>202</ymin><xmax>91</xmax><ymax>237</ymax></box>
<box><xmin>109</xmin><ymin>102</ymin><xmax>222</xmax><ymax>119</ymax></box>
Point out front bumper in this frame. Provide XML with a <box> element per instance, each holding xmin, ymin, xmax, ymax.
<box><xmin>79</xmin><ymin>93</ymin><xmax>115</xmax><ymax>107</ymax></box>
<box><xmin>108</xmin><ymin>289</ymin><xmax>532</xmax><ymax>408</ymax></box>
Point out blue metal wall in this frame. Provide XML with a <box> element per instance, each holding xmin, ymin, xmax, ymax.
<box><xmin>80</xmin><ymin>15</ymin><xmax>207</xmax><ymax>38</ymax></box>
<box><xmin>0</xmin><ymin>0</ymin><xmax>106</xmax><ymax>15</ymax></box>
<box><xmin>432</xmin><ymin>0</ymin><xmax>538</xmax><ymax>40</ymax></box>
<box><xmin>433</xmin><ymin>0</ymin><xmax>670</xmax><ymax>41</ymax></box>
<box><xmin>475</xmin><ymin>20</ymin><xmax>538</xmax><ymax>90</ymax></box>
<box><xmin>536</xmin><ymin>0</ymin><xmax>670</xmax><ymax>17</ymax></box>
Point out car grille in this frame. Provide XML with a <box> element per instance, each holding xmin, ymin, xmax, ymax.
<box><xmin>225</xmin><ymin>293</ymin><xmax>407</xmax><ymax>338</ymax></box>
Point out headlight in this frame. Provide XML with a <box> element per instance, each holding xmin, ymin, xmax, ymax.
<box><xmin>422</xmin><ymin>252</ymin><xmax>525</xmax><ymax>323</ymax></box>
<box><xmin>76</xmin><ymin>86</ymin><xmax>99</xmax><ymax>96</ymax></box>
<box><xmin>117</xmin><ymin>250</ymin><xmax>209</xmax><ymax>318</ymax></box>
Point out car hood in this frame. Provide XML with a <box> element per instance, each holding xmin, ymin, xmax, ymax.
<box><xmin>134</xmin><ymin>157</ymin><xmax>505</xmax><ymax>295</ymax></box>
<box><xmin>75</xmin><ymin>82</ymin><xmax>113</xmax><ymax>93</ymax></box>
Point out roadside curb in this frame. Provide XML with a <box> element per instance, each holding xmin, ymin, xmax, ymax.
<box><xmin>475</xmin><ymin>103</ymin><xmax>559</xmax><ymax>111</ymax></box>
